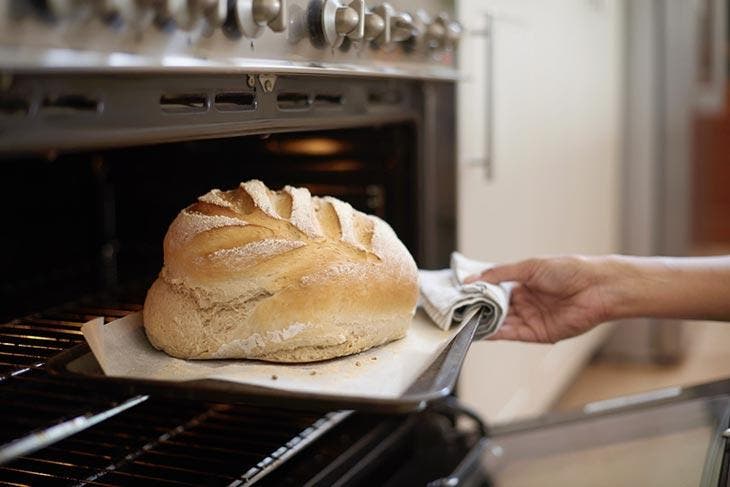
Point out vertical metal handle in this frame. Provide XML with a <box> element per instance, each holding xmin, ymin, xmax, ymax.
<box><xmin>466</xmin><ymin>13</ymin><xmax>496</xmax><ymax>179</ymax></box>
<box><xmin>483</xmin><ymin>13</ymin><xmax>495</xmax><ymax>180</ymax></box>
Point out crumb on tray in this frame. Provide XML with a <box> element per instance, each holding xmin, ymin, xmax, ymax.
<box><xmin>271</xmin><ymin>374</ymin><xmax>278</xmax><ymax>380</ymax></box>
<box><xmin>309</xmin><ymin>370</ymin><xmax>316</xmax><ymax>376</ymax></box>
<box><xmin>371</xmin><ymin>356</ymin><xmax>377</xmax><ymax>361</ymax></box>
<box><xmin>355</xmin><ymin>361</ymin><xmax>361</xmax><ymax>367</ymax></box>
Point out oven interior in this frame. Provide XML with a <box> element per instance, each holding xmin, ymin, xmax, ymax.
<box><xmin>1</xmin><ymin>124</ymin><xmax>417</xmax><ymax>320</ymax></box>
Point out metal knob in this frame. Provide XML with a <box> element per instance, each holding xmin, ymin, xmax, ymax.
<box><xmin>230</xmin><ymin>0</ymin><xmax>287</xmax><ymax>38</ymax></box>
<box><xmin>415</xmin><ymin>11</ymin><xmax>462</xmax><ymax>51</ymax></box>
<box><xmin>203</xmin><ymin>0</ymin><xmax>228</xmax><ymax>28</ymax></box>
<box><xmin>390</xmin><ymin>11</ymin><xmax>417</xmax><ymax>42</ymax></box>
<box><xmin>91</xmin><ymin>0</ymin><xmax>129</xmax><ymax>24</ymax></box>
<box><xmin>425</xmin><ymin>18</ymin><xmax>446</xmax><ymax>48</ymax></box>
<box><xmin>371</xmin><ymin>3</ymin><xmax>417</xmax><ymax>46</ymax></box>
<box><xmin>45</xmin><ymin>0</ymin><xmax>100</xmax><ymax>21</ymax></box>
<box><xmin>169</xmin><ymin>0</ymin><xmax>227</xmax><ymax>31</ymax></box>
<box><xmin>371</xmin><ymin>2</ymin><xmax>395</xmax><ymax>46</ymax></box>
<box><xmin>109</xmin><ymin>0</ymin><xmax>156</xmax><ymax>30</ymax></box>
<box><xmin>321</xmin><ymin>0</ymin><xmax>364</xmax><ymax>47</ymax></box>
<box><xmin>335</xmin><ymin>6</ymin><xmax>359</xmax><ymax>35</ymax></box>
<box><xmin>45</xmin><ymin>0</ymin><xmax>78</xmax><ymax>19</ymax></box>
<box><xmin>147</xmin><ymin>0</ymin><xmax>187</xmax><ymax>26</ymax></box>
<box><xmin>252</xmin><ymin>0</ymin><xmax>281</xmax><ymax>24</ymax></box>
<box><xmin>76</xmin><ymin>0</ymin><xmax>146</xmax><ymax>27</ymax></box>
<box><xmin>363</xmin><ymin>12</ymin><xmax>385</xmax><ymax>40</ymax></box>
<box><xmin>444</xmin><ymin>20</ymin><xmax>463</xmax><ymax>49</ymax></box>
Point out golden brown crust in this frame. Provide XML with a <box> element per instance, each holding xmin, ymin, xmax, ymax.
<box><xmin>143</xmin><ymin>180</ymin><xmax>419</xmax><ymax>362</ymax></box>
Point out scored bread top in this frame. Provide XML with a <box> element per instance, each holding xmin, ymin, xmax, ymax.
<box><xmin>162</xmin><ymin>180</ymin><xmax>414</xmax><ymax>291</ymax></box>
<box><xmin>145</xmin><ymin>180</ymin><xmax>420</xmax><ymax>361</ymax></box>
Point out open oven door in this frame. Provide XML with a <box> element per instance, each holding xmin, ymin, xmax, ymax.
<box><xmin>482</xmin><ymin>380</ymin><xmax>730</xmax><ymax>486</ymax></box>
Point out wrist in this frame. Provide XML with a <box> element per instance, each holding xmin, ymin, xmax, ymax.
<box><xmin>599</xmin><ymin>255</ymin><xmax>681</xmax><ymax>320</ymax></box>
<box><xmin>593</xmin><ymin>255</ymin><xmax>649</xmax><ymax>321</ymax></box>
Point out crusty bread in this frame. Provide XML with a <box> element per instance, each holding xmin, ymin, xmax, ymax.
<box><xmin>142</xmin><ymin>180</ymin><xmax>419</xmax><ymax>362</ymax></box>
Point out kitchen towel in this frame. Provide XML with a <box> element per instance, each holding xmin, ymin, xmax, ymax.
<box><xmin>419</xmin><ymin>252</ymin><xmax>511</xmax><ymax>340</ymax></box>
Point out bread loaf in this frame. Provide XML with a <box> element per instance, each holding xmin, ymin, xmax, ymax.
<box><xmin>142</xmin><ymin>180</ymin><xmax>419</xmax><ymax>362</ymax></box>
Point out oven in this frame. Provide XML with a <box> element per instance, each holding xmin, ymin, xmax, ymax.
<box><xmin>0</xmin><ymin>1</ymin><xmax>491</xmax><ymax>485</ymax></box>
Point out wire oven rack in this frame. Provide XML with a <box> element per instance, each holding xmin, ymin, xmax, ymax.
<box><xmin>0</xmin><ymin>301</ymin><xmax>350</xmax><ymax>486</ymax></box>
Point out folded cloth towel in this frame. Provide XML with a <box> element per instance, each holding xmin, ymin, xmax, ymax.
<box><xmin>419</xmin><ymin>252</ymin><xmax>511</xmax><ymax>340</ymax></box>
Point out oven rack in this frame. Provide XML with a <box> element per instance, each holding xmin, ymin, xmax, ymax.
<box><xmin>0</xmin><ymin>301</ymin><xmax>348</xmax><ymax>486</ymax></box>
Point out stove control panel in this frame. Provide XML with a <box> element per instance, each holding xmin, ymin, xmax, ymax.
<box><xmin>0</xmin><ymin>0</ymin><xmax>461</xmax><ymax>78</ymax></box>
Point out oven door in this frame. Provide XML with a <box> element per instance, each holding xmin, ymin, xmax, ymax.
<box><xmin>483</xmin><ymin>381</ymin><xmax>730</xmax><ymax>486</ymax></box>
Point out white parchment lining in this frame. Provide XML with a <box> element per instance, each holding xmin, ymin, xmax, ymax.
<box><xmin>81</xmin><ymin>309</ymin><xmax>465</xmax><ymax>400</ymax></box>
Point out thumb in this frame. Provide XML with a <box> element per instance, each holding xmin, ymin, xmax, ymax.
<box><xmin>465</xmin><ymin>259</ymin><xmax>538</xmax><ymax>284</ymax></box>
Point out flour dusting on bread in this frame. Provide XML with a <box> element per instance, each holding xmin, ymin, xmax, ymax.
<box><xmin>206</xmin><ymin>239</ymin><xmax>305</xmax><ymax>267</ymax></box>
<box><xmin>143</xmin><ymin>180</ymin><xmax>419</xmax><ymax>362</ymax></box>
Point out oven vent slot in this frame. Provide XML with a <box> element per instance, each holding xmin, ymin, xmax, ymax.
<box><xmin>41</xmin><ymin>94</ymin><xmax>101</xmax><ymax>114</ymax></box>
<box><xmin>277</xmin><ymin>92</ymin><xmax>311</xmax><ymax>110</ymax></box>
<box><xmin>159</xmin><ymin>93</ymin><xmax>208</xmax><ymax>113</ymax></box>
<box><xmin>367</xmin><ymin>90</ymin><xmax>403</xmax><ymax>106</ymax></box>
<box><xmin>313</xmin><ymin>93</ymin><xmax>344</xmax><ymax>108</ymax></box>
<box><xmin>0</xmin><ymin>95</ymin><xmax>30</xmax><ymax>116</ymax></box>
<box><xmin>214</xmin><ymin>92</ymin><xmax>256</xmax><ymax>112</ymax></box>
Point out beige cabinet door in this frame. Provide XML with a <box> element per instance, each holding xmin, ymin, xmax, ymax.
<box><xmin>456</xmin><ymin>0</ymin><xmax>624</xmax><ymax>422</ymax></box>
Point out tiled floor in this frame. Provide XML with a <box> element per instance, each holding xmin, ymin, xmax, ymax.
<box><xmin>555</xmin><ymin>320</ymin><xmax>730</xmax><ymax>411</ymax></box>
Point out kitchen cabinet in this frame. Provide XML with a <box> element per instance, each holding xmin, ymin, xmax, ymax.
<box><xmin>456</xmin><ymin>0</ymin><xmax>624</xmax><ymax>422</ymax></box>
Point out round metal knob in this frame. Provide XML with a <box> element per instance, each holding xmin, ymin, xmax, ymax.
<box><xmin>335</xmin><ymin>6</ymin><xmax>359</xmax><ymax>35</ymax></box>
<box><xmin>390</xmin><ymin>12</ymin><xmax>417</xmax><ymax>42</ymax></box>
<box><xmin>45</xmin><ymin>0</ymin><xmax>77</xmax><ymax>19</ymax></box>
<box><xmin>320</xmin><ymin>0</ymin><xmax>362</xmax><ymax>47</ymax></box>
<box><xmin>370</xmin><ymin>2</ymin><xmax>395</xmax><ymax>46</ymax></box>
<box><xmin>91</xmin><ymin>0</ymin><xmax>124</xmax><ymax>24</ymax></box>
<box><xmin>170</xmin><ymin>0</ymin><xmax>207</xmax><ymax>30</ymax></box>
<box><xmin>363</xmin><ymin>12</ymin><xmax>385</xmax><ymax>40</ymax></box>
<box><xmin>149</xmin><ymin>0</ymin><xmax>187</xmax><ymax>26</ymax></box>
<box><xmin>105</xmin><ymin>0</ymin><xmax>156</xmax><ymax>30</ymax></box>
<box><xmin>252</xmin><ymin>0</ymin><xmax>281</xmax><ymax>24</ymax></box>
<box><xmin>202</xmin><ymin>0</ymin><xmax>227</xmax><ymax>28</ymax></box>
<box><xmin>45</xmin><ymin>0</ymin><xmax>99</xmax><ymax>21</ymax></box>
<box><xmin>445</xmin><ymin>20</ymin><xmax>463</xmax><ymax>48</ymax></box>
<box><xmin>170</xmin><ymin>0</ymin><xmax>226</xmax><ymax>31</ymax></box>
<box><xmin>425</xmin><ymin>19</ymin><xmax>446</xmax><ymax>48</ymax></box>
<box><xmin>228</xmin><ymin>0</ymin><xmax>287</xmax><ymax>39</ymax></box>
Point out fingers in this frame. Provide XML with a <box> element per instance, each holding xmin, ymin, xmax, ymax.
<box><xmin>487</xmin><ymin>315</ymin><xmax>524</xmax><ymax>341</ymax></box>
<box><xmin>464</xmin><ymin>259</ymin><xmax>538</xmax><ymax>285</ymax></box>
<box><xmin>488</xmin><ymin>321</ymin><xmax>534</xmax><ymax>342</ymax></box>
<box><xmin>488</xmin><ymin>321</ymin><xmax>544</xmax><ymax>342</ymax></box>
<box><xmin>487</xmin><ymin>325</ymin><xmax>515</xmax><ymax>341</ymax></box>
<box><xmin>487</xmin><ymin>294</ymin><xmax>547</xmax><ymax>342</ymax></box>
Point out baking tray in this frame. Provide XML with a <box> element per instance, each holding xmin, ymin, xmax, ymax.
<box><xmin>47</xmin><ymin>315</ymin><xmax>480</xmax><ymax>414</ymax></box>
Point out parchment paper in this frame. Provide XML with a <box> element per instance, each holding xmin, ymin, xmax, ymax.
<box><xmin>81</xmin><ymin>309</ymin><xmax>465</xmax><ymax>400</ymax></box>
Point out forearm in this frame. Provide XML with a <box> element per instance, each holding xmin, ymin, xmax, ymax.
<box><xmin>605</xmin><ymin>255</ymin><xmax>730</xmax><ymax>321</ymax></box>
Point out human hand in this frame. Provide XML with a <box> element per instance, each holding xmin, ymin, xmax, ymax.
<box><xmin>465</xmin><ymin>256</ymin><xmax>618</xmax><ymax>343</ymax></box>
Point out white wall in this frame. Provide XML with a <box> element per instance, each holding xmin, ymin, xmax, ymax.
<box><xmin>456</xmin><ymin>0</ymin><xmax>624</xmax><ymax>423</ymax></box>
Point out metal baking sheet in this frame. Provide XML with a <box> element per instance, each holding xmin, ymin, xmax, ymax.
<box><xmin>47</xmin><ymin>313</ymin><xmax>479</xmax><ymax>414</ymax></box>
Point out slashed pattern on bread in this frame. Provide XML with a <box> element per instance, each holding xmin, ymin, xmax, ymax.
<box><xmin>143</xmin><ymin>180</ymin><xmax>419</xmax><ymax>362</ymax></box>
